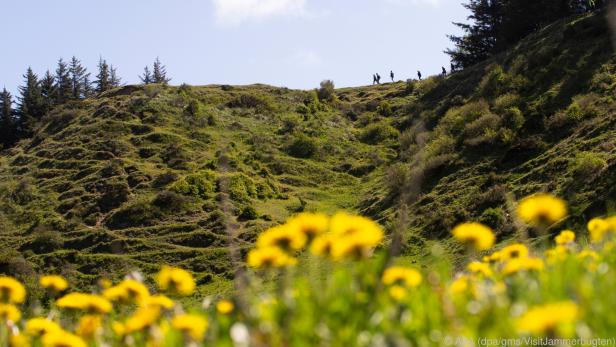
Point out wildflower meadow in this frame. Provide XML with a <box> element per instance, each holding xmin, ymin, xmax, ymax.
<box><xmin>1</xmin><ymin>194</ymin><xmax>616</xmax><ymax>346</ymax></box>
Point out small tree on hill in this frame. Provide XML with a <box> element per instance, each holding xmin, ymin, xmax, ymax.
<box><xmin>317</xmin><ymin>80</ymin><xmax>335</xmax><ymax>102</ymax></box>
<box><xmin>110</xmin><ymin>65</ymin><xmax>121</xmax><ymax>88</ymax></box>
<box><xmin>0</xmin><ymin>88</ymin><xmax>16</xmax><ymax>148</ymax></box>
<box><xmin>152</xmin><ymin>57</ymin><xmax>171</xmax><ymax>84</ymax></box>
<box><xmin>55</xmin><ymin>58</ymin><xmax>72</xmax><ymax>103</ymax></box>
<box><xmin>69</xmin><ymin>56</ymin><xmax>89</xmax><ymax>99</ymax></box>
<box><xmin>140</xmin><ymin>66</ymin><xmax>152</xmax><ymax>84</ymax></box>
<box><xmin>40</xmin><ymin>70</ymin><xmax>56</xmax><ymax>114</ymax></box>
<box><xmin>17</xmin><ymin>67</ymin><xmax>44</xmax><ymax>136</ymax></box>
<box><xmin>95</xmin><ymin>57</ymin><xmax>111</xmax><ymax>93</ymax></box>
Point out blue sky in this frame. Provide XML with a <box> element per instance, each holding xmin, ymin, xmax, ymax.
<box><xmin>1</xmin><ymin>0</ymin><xmax>468</xmax><ymax>96</ymax></box>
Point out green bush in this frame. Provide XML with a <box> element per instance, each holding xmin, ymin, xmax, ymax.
<box><xmin>171</xmin><ymin>171</ymin><xmax>216</xmax><ymax>199</ymax></box>
<box><xmin>286</xmin><ymin>135</ymin><xmax>318</xmax><ymax>158</ymax></box>
<box><xmin>316</xmin><ymin>80</ymin><xmax>336</xmax><ymax>102</ymax></box>
<box><xmin>500</xmin><ymin>106</ymin><xmax>525</xmax><ymax>131</ymax></box>
<box><xmin>569</xmin><ymin>152</ymin><xmax>608</xmax><ymax>178</ymax></box>
<box><xmin>238</xmin><ymin>204</ymin><xmax>259</xmax><ymax>221</ymax></box>
<box><xmin>360</xmin><ymin>123</ymin><xmax>399</xmax><ymax>144</ymax></box>
<box><xmin>479</xmin><ymin>207</ymin><xmax>505</xmax><ymax>229</ymax></box>
<box><xmin>440</xmin><ymin>100</ymin><xmax>491</xmax><ymax>137</ymax></box>
<box><xmin>377</xmin><ymin>101</ymin><xmax>393</xmax><ymax>117</ymax></box>
<box><xmin>220</xmin><ymin>173</ymin><xmax>258</xmax><ymax>203</ymax></box>
<box><xmin>463</xmin><ymin>113</ymin><xmax>501</xmax><ymax>146</ymax></box>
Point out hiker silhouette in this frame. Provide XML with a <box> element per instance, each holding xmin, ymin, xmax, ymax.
<box><xmin>450</xmin><ymin>63</ymin><xmax>455</xmax><ymax>73</ymax></box>
<box><xmin>373</xmin><ymin>74</ymin><xmax>377</xmax><ymax>85</ymax></box>
<box><xmin>376</xmin><ymin>73</ymin><xmax>381</xmax><ymax>84</ymax></box>
<box><xmin>390</xmin><ymin>70</ymin><xmax>394</xmax><ymax>82</ymax></box>
<box><xmin>417</xmin><ymin>71</ymin><xmax>422</xmax><ymax>80</ymax></box>
<box><xmin>442</xmin><ymin>66</ymin><xmax>447</xmax><ymax>76</ymax></box>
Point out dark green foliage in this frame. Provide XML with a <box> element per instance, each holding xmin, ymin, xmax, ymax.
<box><xmin>286</xmin><ymin>134</ymin><xmax>318</xmax><ymax>158</ymax></box>
<box><xmin>69</xmin><ymin>56</ymin><xmax>90</xmax><ymax>99</ymax></box>
<box><xmin>40</xmin><ymin>71</ymin><xmax>56</xmax><ymax>114</ymax></box>
<box><xmin>55</xmin><ymin>58</ymin><xmax>72</xmax><ymax>103</ymax></box>
<box><xmin>0</xmin><ymin>89</ymin><xmax>16</xmax><ymax>148</ymax></box>
<box><xmin>317</xmin><ymin>80</ymin><xmax>336</xmax><ymax>102</ymax></box>
<box><xmin>360</xmin><ymin>122</ymin><xmax>399</xmax><ymax>144</ymax></box>
<box><xmin>17</xmin><ymin>67</ymin><xmax>45</xmax><ymax>136</ymax></box>
<box><xmin>569</xmin><ymin>152</ymin><xmax>608</xmax><ymax>178</ymax></box>
<box><xmin>238</xmin><ymin>204</ymin><xmax>259</xmax><ymax>221</ymax></box>
<box><xmin>96</xmin><ymin>57</ymin><xmax>111</xmax><ymax>93</ymax></box>
<box><xmin>140</xmin><ymin>66</ymin><xmax>153</xmax><ymax>84</ymax></box>
<box><xmin>152</xmin><ymin>57</ymin><xmax>171</xmax><ymax>84</ymax></box>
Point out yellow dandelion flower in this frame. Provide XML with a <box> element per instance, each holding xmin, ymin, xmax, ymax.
<box><xmin>123</xmin><ymin>306</ymin><xmax>162</xmax><ymax>334</ymax></box>
<box><xmin>103</xmin><ymin>279</ymin><xmax>150</xmax><ymax>304</ymax></box>
<box><xmin>143</xmin><ymin>295</ymin><xmax>175</xmax><ymax>310</ymax></box>
<box><xmin>286</xmin><ymin>212</ymin><xmax>329</xmax><ymax>239</ymax></box>
<box><xmin>9</xmin><ymin>333</ymin><xmax>29</xmax><ymax>347</ymax></box>
<box><xmin>483</xmin><ymin>251</ymin><xmax>501</xmax><ymax>264</ymax></box>
<box><xmin>517</xmin><ymin>301</ymin><xmax>578</xmax><ymax>336</ymax></box>
<box><xmin>545</xmin><ymin>246</ymin><xmax>568</xmax><ymax>263</ymax></box>
<box><xmin>172</xmin><ymin>314</ymin><xmax>208</xmax><ymax>341</ymax></box>
<box><xmin>329</xmin><ymin>212</ymin><xmax>383</xmax><ymax>238</ymax></box>
<box><xmin>155</xmin><ymin>266</ymin><xmax>196</xmax><ymax>296</ymax></box>
<box><xmin>310</xmin><ymin>233</ymin><xmax>338</xmax><ymax>257</ymax></box>
<box><xmin>502</xmin><ymin>257</ymin><xmax>544</xmax><ymax>275</ymax></box>
<box><xmin>577</xmin><ymin>249</ymin><xmax>599</xmax><ymax>261</ymax></box>
<box><xmin>42</xmin><ymin>329</ymin><xmax>87</xmax><ymax>347</ymax></box>
<box><xmin>588</xmin><ymin>218</ymin><xmax>610</xmax><ymax>242</ymax></box>
<box><xmin>25</xmin><ymin>318</ymin><xmax>61</xmax><ymax>336</ymax></box>
<box><xmin>555</xmin><ymin>230</ymin><xmax>575</xmax><ymax>245</ymax></box>
<box><xmin>56</xmin><ymin>293</ymin><xmax>112</xmax><ymax>314</ymax></box>
<box><xmin>388</xmin><ymin>285</ymin><xmax>408</xmax><ymax>300</ymax></box>
<box><xmin>76</xmin><ymin>315</ymin><xmax>102</xmax><ymax>339</ymax></box>
<box><xmin>449</xmin><ymin>275</ymin><xmax>470</xmax><ymax>295</ymax></box>
<box><xmin>40</xmin><ymin>276</ymin><xmax>68</xmax><ymax>293</ymax></box>
<box><xmin>517</xmin><ymin>194</ymin><xmax>567</xmax><ymax>226</ymax></box>
<box><xmin>0</xmin><ymin>276</ymin><xmax>26</xmax><ymax>304</ymax></box>
<box><xmin>216</xmin><ymin>300</ymin><xmax>234</xmax><ymax>314</ymax></box>
<box><xmin>247</xmin><ymin>246</ymin><xmax>297</xmax><ymax>268</ymax></box>
<box><xmin>256</xmin><ymin>225</ymin><xmax>307</xmax><ymax>251</ymax></box>
<box><xmin>467</xmin><ymin>261</ymin><xmax>493</xmax><ymax>277</ymax></box>
<box><xmin>382</xmin><ymin>267</ymin><xmax>422</xmax><ymax>288</ymax></box>
<box><xmin>451</xmin><ymin>222</ymin><xmax>495</xmax><ymax>251</ymax></box>
<box><xmin>0</xmin><ymin>304</ymin><xmax>21</xmax><ymax>322</ymax></box>
<box><xmin>499</xmin><ymin>243</ymin><xmax>529</xmax><ymax>261</ymax></box>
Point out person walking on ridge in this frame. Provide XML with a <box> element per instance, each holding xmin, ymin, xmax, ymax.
<box><xmin>376</xmin><ymin>73</ymin><xmax>381</xmax><ymax>84</ymax></box>
<box><xmin>373</xmin><ymin>74</ymin><xmax>377</xmax><ymax>85</ymax></box>
<box><xmin>417</xmin><ymin>70</ymin><xmax>422</xmax><ymax>80</ymax></box>
<box><xmin>390</xmin><ymin>70</ymin><xmax>395</xmax><ymax>82</ymax></box>
<box><xmin>442</xmin><ymin>66</ymin><xmax>447</xmax><ymax>76</ymax></box>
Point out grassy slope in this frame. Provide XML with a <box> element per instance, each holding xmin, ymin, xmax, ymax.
<box><xmin>0</xmin><ymin>11</ymin><xmax>614</xmax><ymax>291</ymax></box>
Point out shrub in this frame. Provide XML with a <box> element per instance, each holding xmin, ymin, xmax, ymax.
<box><xmin>462</xmin><ymin>112</ymin><xmax>502</xmax><ymax>146</ymax></box>
<box><xmin>238</xmin><ymin>204</ymin><xmax>259</xmax><ymax>221</ymax></box>
<box><xmin>171</xmin><ymin>171</ymin><xmax>216</xmax><ymax>199</ymax></box>
<box><xmin>569</xmin><ymin>152</ymin><xmax>608</xmax><ymax>178</ymax></box>
<box><xmin>152</xmin><ymin>191</ymin><xmax>189</xmax><ymax>211</ymax></box>
<box><xmin>405</xmin><ymin>79</ymin><xmax>415</xmax><ymax>95</ymax></box>
<box><xmin>317</xmin><ymin>80</ymin><xmax>336</xmax><ymax>102</ymax></box>
<box><xmin>286</xmin><ymin>135</ymin><xmax>318</xmax><ymax>158</ymax></box>
<box><xmin>360</xmin><ymin>123</ymin><xmax>399</xmax><ymax>144</ymax></box>
<box><xmin>377</xmin><ymin>101</ymin><xmax>393</xmax><ymax>117</ymax></box>
<box><xmin>220</xmin><ymin>173</ymin><xmax>258</xmax><ymax>203</ymax></box>
<box><xmin>493</xmin><ymin>93</ymin><xmax>522</xmax><ymax>112</ymax></box>
<box><xmin>440</xmin><ymin>100</ymin><xmax>491</xmax><ymax>137</ymax></box>
<box><xmin>500</xmin><ymin>106</ymin><xmax>525</xmax><ymax>131</ymax></box>
<box><xmin>184</xmin><ymin>99</ymin><xmax>202</xmax><ymax>118</ymax></box>
<box><xmin>478</xmin><ymin>65</ymin><xmax>527</xmax><ymax>98</ymax></box>
<box><xmin>227</xmin><ymin>94</ymin><xmax>273</xmax><ymax>113</ymax></box>
<box><xmin>479</xmin><ymin>207</ymin><xmax>505</xmax><ymax>229</ymax></box>
<box><xmin>162</xmin><ymin>144</ymin><xmax>189</xmax><ymax>170</ymax></box>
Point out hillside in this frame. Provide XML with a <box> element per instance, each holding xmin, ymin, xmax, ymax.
<box><xmin>0</xmin><ymin>10</ymin><xmax>615</xmax><ymax>292</ymax></box>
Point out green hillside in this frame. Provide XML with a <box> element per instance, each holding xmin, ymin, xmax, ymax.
<box><xmin>0</xmin><ymin>11</ymin><xmax>614</xmax><ymax>292</ymax></box>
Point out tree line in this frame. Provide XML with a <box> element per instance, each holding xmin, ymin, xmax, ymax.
<box><xmin>0</xmin><ymin>57</ymin><xmax>170</xmax><ymax>149</ymax></box>
<box><xmin>446</xmin><ymin>0</ymin><xmax>607</xmax><ymax>69</ymax></box>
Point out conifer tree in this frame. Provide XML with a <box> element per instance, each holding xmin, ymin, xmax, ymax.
<box><xmin>17</xmin><ymin>67</ymin><xmax>44</xmax><ymax>136</ymax></box>
<box><xmin>152</xmin><ymin>57</ymin><xmax>171</xmax><ymax>84</ymax></box>
<box><xmin>55</xmin><ymin>58</ymin><xmax>72</xmax><ymax>103</ymax></box>
<box><xmin>0</xmin><ymin>88</ymin><xmax>15</xmax><ymax>148</ymax></box>
<box><xmin>95</xmin><ymin>57</ymin><xmax>111</xmax><ymax>93</ymax></box>
<box><xmin>110</xmin><ymin>65</ymin><xmax>121</xmax><ymax>88</ymax></box>
<box><xmin>69</xmin><ymin>56</ymin><xmax>89</xmax><ymax>99</ymax></box>
<box><xmin>140</xmin><ymin>66</ymin><xmax>152</xmax><ymax>84</ymax></box>
<box><xmin>83</xmin><ymin>75</ymin><xmax>93</xmax><ymax>98</ymax></box>
<box><xmin>40</xmin><ymin>70</ymin><xmax>56</xmax><ymax>114</ymax></box>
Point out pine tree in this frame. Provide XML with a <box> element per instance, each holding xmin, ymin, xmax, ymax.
<box><xmin>96</xmin><ymin>57</ymin><xmax>111</xmax><ymax>93</ymax></box>
<box><xmin>0</xmin><ymin>88</ymin><xmax>15</xmax><ymax>148</ymax></box>
<box><xmin>17</xmin><ymin>67</ymin><xmax>44</xmax><ymax>136</ymax></box>
<box><xmin>55</xmin><ymin>58</ymin><xmax>72</xmax><ymax>104</ymax></box>
<box><xmin>140</xmin><ymin>66</ymin><xmax>152</xmax><ymax>84</ymax></box>
<box><xmin>69</xmin><ymin>56</ymin><xmax>89</xmax><ymax>99</ymax></box>
<box><xmin>110</xmin><ymin>65</ymin><xmax>121</xmax><ymax>88</ymax></box>
<box><xmin>152</xmin><ymin>57</ymin><xmax>171</xmax><ymax>84</ymax></box>
<box><xmin>83</xmin><ymin>75</ymin><xmax>93</xmax><ymax>98</ymax></box>
<box><xmin>40</xmin><ymin>70</ymin><xmax>56</xmax><ymax>114</ymax></box>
